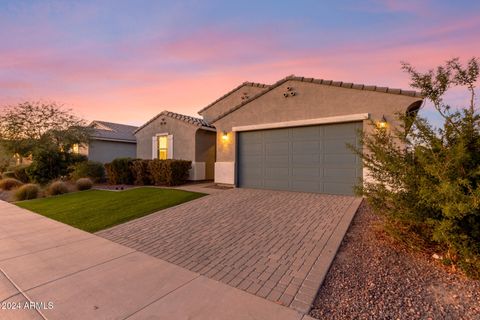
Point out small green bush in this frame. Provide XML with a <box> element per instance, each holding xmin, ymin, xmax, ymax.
<box><xmin>76</xmin><ymin>178</ymin><xmax>93</xmax><ymax>191</ymax></box>
<box><xmin>47</xmin><ymin>180</ymin><xmax>70</xmax><ymax>196</ymax></box>
<box><xmin>69</xmin><ymin>161</ymin><xmax>105</xmax><ymax>182</ymax></box>
<box><xmin>14</xmin><ymin>183</ymin><xmax>40</xmax><ymax>201</ymax></box>
<box><xmin>149</xmin><ymin>159</ymin><xmax>191</xmax><ymax>186</ymax></box>
<box><xmin>0</xmin><ymin>178</ymin><xmax>23</xmax><ymax>190</ymax></box>
<box><xmin>131</xmin><ymin>159</ymin><xmax>152</xmax><ymax>185</ymax></box>
<box><xmin>105</xmin><ymin>158</ymin><xmax>134</xmax><ymax>184</ymax></box>
<box><xmin>1</xmin><ymin>171</ymin><xmax>16</xmax><ymax>179</ymax></box>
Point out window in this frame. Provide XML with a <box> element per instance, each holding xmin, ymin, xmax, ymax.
<box><xmin>158</xmin><ymin>136</ymin><xmax>168</xmax><ymax>160</ymax></box>
<box><xmin>72</xmin><ymin>144</ymin><xmax>79</xmax><ymax>154</ymax></box>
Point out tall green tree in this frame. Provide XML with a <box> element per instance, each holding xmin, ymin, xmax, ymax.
<box><xmin>0</xmin><ymin>101</ymin><xmax>91</xmax><ymax>158</ymax></box>
<box><xmin>354</xmin><ymin>57</ymin><xmax>480</xmax><ymax>278</ymax></box>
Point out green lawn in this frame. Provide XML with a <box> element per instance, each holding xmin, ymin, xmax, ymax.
<box><xmin>16</xmin><ymin>187</ymin><xmax>205</xmax><ymax>232</ymax></box>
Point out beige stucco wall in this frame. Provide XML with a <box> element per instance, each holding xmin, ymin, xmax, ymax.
<box><xmin>199</xmin><ymin>85</ymin><xmax>267</xmax><ymax>123</ymax></box>
<box><xmin>135</xmin><ymin>116</ymin><xmax>197</xmax><ymax>161</ymax></box>
<box><xmin>195</xmin><ymin>129</ymin><xmax>216</xmax><ymax>180</ymax></box>
<box><xmin>213</xmin><ymin>80</ymin><xmax>422</xmax><ymax>162</ymax></box>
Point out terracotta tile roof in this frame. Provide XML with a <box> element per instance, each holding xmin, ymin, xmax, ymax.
<box><xmin>134</xmin><ymin>110</ymin><xmax>215</xmax><ymax>134</ymax></box>
<box><xmin>210</xmin><ymin>75</ymin><xmax>424</xmax><ymax>123</ymax></box>
<box><xmin>197</xmin><ymin>81</ymin><xmax>269</xmax><ymax>114</ymax></box>
<box><xmin>89</xmin><ymin>121</ymin><xmax>138</xmax><ymax>142</ymax></box>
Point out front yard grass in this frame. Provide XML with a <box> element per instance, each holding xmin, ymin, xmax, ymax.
<box><xmin>16</xmin><ymin>187</ymin><xmax>205</xmax><ymax>232</ymax></box>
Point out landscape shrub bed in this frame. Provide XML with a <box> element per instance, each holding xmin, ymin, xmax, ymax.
<box><xmin>47</xmin><ymin>181</ymin><xmax>70</xmax><ymax>196</ymax></box>
<box><xmin>105</xmin><ymin>158</ymin><xmax>191</xmax><ymax>187</ymax></box>
<box><xmin>69</xmin><ymin>161</ymin><xmax>105</xmax><ymax>182</ymax></box>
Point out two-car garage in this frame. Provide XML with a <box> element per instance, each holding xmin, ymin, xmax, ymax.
<box><xmin>236</xmin><ymin>121</ymin><xmax>363</xmax><ymax>195</ymax></box>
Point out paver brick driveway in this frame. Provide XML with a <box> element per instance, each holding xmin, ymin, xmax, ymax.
<box><xmin>98</xmin><ymin>188</ymin><xmax>361</xmax><ymax>312</ymax></box>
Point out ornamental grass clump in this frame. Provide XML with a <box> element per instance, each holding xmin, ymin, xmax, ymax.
<box><xmin>14</xmin><ymin>184</ymin><xmax>40</xmax><ymax>201</ymax></box>
<box><xmin>76</xmin><ymin>178</ymin><xmax>93</xmax><ymax>191</ymax></box>
<box><xmin>0</xmin><ymin>178</ymin><xmax>23</xmax><ymax>191</ymax></box>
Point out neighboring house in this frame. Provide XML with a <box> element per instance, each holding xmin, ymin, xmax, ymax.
<box><xmin>136</xmin><ymin>75</ymin><xmax>422</xmax><ymax>194</ymax></box>
<box><xmin>134</xmin><ymin>111</ymin><xmax>216</xmax><ymax>180</ymax></box>
<box><xmin>77</xmin><ymin>121</ymin><xmax>138</xmax><ymax>163</ymax></box>
<box><xmin>210</xmin><ymin>75</ymin><xmax>423</xmax><ymax>195</ymax></box>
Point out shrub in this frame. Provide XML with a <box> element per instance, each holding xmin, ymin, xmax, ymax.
<box><xmin>69</xmin><ymin>161</ymin><xmax>105</xmax><ymax>182</ymax></box>
<box><xmin>0</xmin><ymin>178</ymin><xmax>23</xmax><ymax>190</ymax></box>
<box><xmin>149</xmin><ymin>159</ymin><xmax>191</xmax><ymax>186</ymax></box>
<box><xmin>47</xmin><ymin>180</ymin><xmax>70</xmax><ymax>196</ymax></box>
<box><xmin>131</xmin><ymin>159</ymin><xmax>152</xmax><ymax>185</ymax></box>
<box><xmin>1</xmin><ymin>171</ymin><xmax>16</xmax><ymax>179</ymax></box>
<box><xmin>14</xmin><ymin>183</ymin><xmax>40</xmax><ymax>201</ymax></box>
<box><xmin>27</xmin><ymin>149</ymin><xmax>87</xmax><ymax>184</ymax></box>
<box><xmin>76</xmin><ymin>178</ymin><xmax>93</xmax><ymax>191</ymax></box>
<box><xmin>12</xmin><ymin>165</ymin><xmax>30</xmax><ymax>183</ymax></box>
<box><xmin>354</xmin><ymin>57</ymin><xmax>480</xmax><ymax>278</ymax></box>
<box><xmin>105</xmin><ymin>158</ymin><xmax>134</xmax><ymax>184</ymax></box>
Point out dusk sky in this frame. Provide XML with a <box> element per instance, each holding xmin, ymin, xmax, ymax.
<box><xmin>1</xmin><ymin>0</ymin><xmax>479</xmax><ymax>126</ymax></box>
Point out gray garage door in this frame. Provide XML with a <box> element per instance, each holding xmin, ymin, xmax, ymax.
<box><xmin>237</xmin><ymin>122</ymin><xmax>362</xmax><ymax>195</ymax></box>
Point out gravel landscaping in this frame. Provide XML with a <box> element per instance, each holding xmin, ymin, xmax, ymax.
<box><xmin>310</xmin><ymin>202</ymin><xmax>480</xmax><ymax>320</ymax></box>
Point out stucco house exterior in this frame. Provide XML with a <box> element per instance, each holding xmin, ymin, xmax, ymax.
<box><xmin>208</xmin><ymin>75</ymin><xmax>423</xmax><ymax>195</ymax></box>
<box><xmin>77</xmin><ymin>121</ymin><xmax>137</xmax><ymax>163</ymax></box>
<box><xmin>134</xmin><ymin>111</ymin><xmax>216</xmax><ymax>180</ymax></box>
<box><xmin>135</xmin><ymin>75</ymin><xmax>422</xmax><ymax>195</ymax></box>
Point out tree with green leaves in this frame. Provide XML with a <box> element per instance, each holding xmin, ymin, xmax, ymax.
<box><xmin>354</xmin><ymin>57</ymin><xmax>480</xmax><ymax>278</ymax></box>
<box><xmin>0</xmin><ymin>101</ymin><xmax>92</xmax><ymax>182</ymax></box>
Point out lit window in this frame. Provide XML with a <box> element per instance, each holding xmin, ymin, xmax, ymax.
<box><xmin>72</xmin><ymin>144</ymin><xmax>79</xmax><ymax>154</ymax></box>
<box><xmin>158</xmin><ymin>136</ymin><xmax>168</xmax><ymax>160</ymax></box>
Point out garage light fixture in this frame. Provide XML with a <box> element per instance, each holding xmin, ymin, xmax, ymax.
<box><xmin>222</xmin><ymin>131</ymin><xmax>229</xmax><ymax>141</ymax></box>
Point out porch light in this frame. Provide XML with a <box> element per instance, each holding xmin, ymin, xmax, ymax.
<box><xmin>222</xmin><ymin>131</ymin><xmax>229</xmax><ymax>141</ymax></box>
<box><xmin>377</xmin><ymin>115</ymin><xmax>387</xmax><ymax>129</ymax></box>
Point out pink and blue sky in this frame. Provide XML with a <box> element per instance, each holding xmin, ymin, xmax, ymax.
<box><xmin>1</xmin><ymin>0</ymin><xmax>479</xmax><ymax>126</ymax></box>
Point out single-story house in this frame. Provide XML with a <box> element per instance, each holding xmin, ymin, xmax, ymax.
<box><xmin>134</xmin><ymin>111</ymin><xmax>216</xmax><ymax>180</ymax></box>
<box><xmin>75</xmin><ymin>121</ymin><xmax>138</xmax><ymax>163</ymax></box>
<box><xmin>209</xmin><ymin>75</ymin><xmax>423</xmax><ymax>195</ymax></box>
<box><xmin>136</xmin><ymin>75</ymin><xmax>422</xmax><ymax>195</ymax></box>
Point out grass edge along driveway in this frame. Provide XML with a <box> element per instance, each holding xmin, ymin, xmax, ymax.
<box><xmin>16</xmin><ymin>187</ymin><xmax>206</xmax><ymax>232</ymax></box>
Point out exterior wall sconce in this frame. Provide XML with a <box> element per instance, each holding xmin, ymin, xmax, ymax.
<box><xmin>222</xmin><ymin>131</ymin><xmax>229</xmax><ymax>141</ymax></box>
<box><xmin>377</xmin><ymin>115</ymin><xmax>387</xmax><ymax>129</ymax></box>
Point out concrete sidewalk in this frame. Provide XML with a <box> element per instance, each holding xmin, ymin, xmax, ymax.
<box><xmin>0</xmin><ymin>200</ymin><xmax>312</xmax><ymax>320</ymax></box>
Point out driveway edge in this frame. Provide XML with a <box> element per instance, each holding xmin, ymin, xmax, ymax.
<box><xmin>290</xmin><ymin>197</ymin><xmax>363</xmax><ymax>314</ymax></box>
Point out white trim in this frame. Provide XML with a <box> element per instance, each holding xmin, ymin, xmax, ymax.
<box><xmin>152</xmin><ymin>133</ymin><xmax>172</xmax><ymax>159</ymax></box>
<box><xmin>232</xmin><ymin>113</ymin><xmax>370</xmax><ymax>132</ymax></box>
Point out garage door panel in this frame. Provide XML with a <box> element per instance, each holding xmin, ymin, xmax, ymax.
<box><xmin>237</xmin><ymin>122</ymin><xmax>362</xmax><ymax>195</ymax></box>
<box><xmin>292</xmin><ymin>167</ymin><xmax>321</xmax><ymax>178</ymax></box>
<box><xmin>291</xmin><ymin>126</ymin><xmax>323</xmax><ymax>140</ymax></box>
<box><xmin>265</xmin><ymin>155</ymin><xmax>289</xmax><ymax>165</ymax></box>
<box><xmin>265</xmin><ymin>167</ymin><xmax>289</xmax><ymax>178</ymax></box>
<box><xmin>292</xmin><ymin>141</ymin><xmax>321</xmax><ymax>153</ymax></box>
<box><xmin>292</xmin><ymin>154</ymin><xmax>321</xmax><ymax>165</ymax></box>
<box><xmin>324</xmin><ymin>154</ymin><xmax>357</xmax><ymax>166</ymax></box>
<box><xmin>265</xmin><ymin>142</ymin><xmax>289</xmax><ymax>155</ymax></box>
<box><xmin>264</xmin><ymin>129</ymin><xmax>289</xmax><ymax>141</ymax></box>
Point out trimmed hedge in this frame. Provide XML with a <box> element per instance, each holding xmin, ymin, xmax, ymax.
<box><xmin>149</xmin><ymin>159</ymin><xmax>191</xmax><ymax>186</ymax></box>
<box><xmin>131</xmin><ymin>159</ymin><xmax>152</xmax><ymax>185</ymax></box>
<box><xmin>69</xmin><ymin>161</ymin><xmax>105</xmax><ymax>182</ymax></box>
<box><xmin>105</xmin><ymin>158</ymin><xmax>134</xmax><ymax>185</ymax></box>
<box><xmin>105</xmin><ymin>158</ymin><xmax>191</xmax><ymax>187</ymax></box>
